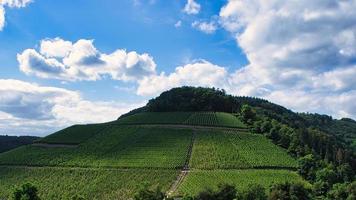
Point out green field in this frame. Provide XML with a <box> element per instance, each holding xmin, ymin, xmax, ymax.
<box><xmin>190</xmin><ymin>131</ymin><xmax>298</xmax><ymax>169</ymax></box>
<box><xmin>39</xmin><ymin>123</ymin><xmax>110</xmax><ymax>144</ymax></box>
<box><xmin>0</xmin><ymin>126</ymin><xmax>193</xmax><ymax>168</ymax></box>
<box><xmin>176</xmin><ymin>169</ymin><xmax>308</xmax><ymax>196</ymax></box>
<box><xmin>0</xmin><ymin>167</ymin><xmax>178</xmax><ymax>200</ymax></box>
<box><xmin>0</xmin><ymin>111</ymin><xmax>303</xmax><ymax>199</ymax></box>
<box><xmin>117</xmin><ymin>112</ymin><xmax>246</xmax><ymax>128</ymax></box>
<box><xmin>117</xmin><ymin>112</ymin><xmax>193</xmax><ymax>125</ymax></box>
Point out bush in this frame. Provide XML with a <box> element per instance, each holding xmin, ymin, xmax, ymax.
<box><xmin>241</xmin><ymin>184</ymin><xmax>267</xmax><ymax>200</ymax></box>
<box><xmin>269</xmin><ymin>182</ymin><xmax>312</xmax><ymax>200</ymax></box>
<box><xmin>134</xmin><ymin>184</ymin><xmax>165</xmax><ymax>200</ymax></box>
<box><xmin>13</xmin><ymin>183</ymin><xmax>40</xmax><ymax>200</ymax></box>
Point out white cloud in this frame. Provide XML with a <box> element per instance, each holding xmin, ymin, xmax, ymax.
<box><xmin>0</xmin><ymin>0</ymin><xmax>32</xmax><ymax>30</ymax></box>
<box><xmin>203</xmin><ymin>0</ymin><xmax>356</xmax><ymax>119</ymax></box>
<box><xmin>0</xmin><ymin>79</ymin><xmax>144</xmax><ymax>136</ymax></box>
<box><xmin>183</xmin><ymin>0</ymin><xmax>200</xmax><ymax>15</ymax></box>
<box><xmin>18</xmin><ymin>38</ymin><xmax>157</xmax><ymax>82</ymax></box>
<box><xmin>137</xmin><ymin>60</ymin><xmax>228</xmax><ymax>96</ymax></box>
<box><xmin>0</xmin><ymin>6</ymin><xmax>4</xmax><ymax>31</ymax></box>
<box><xmin>192</xmin><ymin>20</ymin><xmax>217</xmax><ymax>34</ymax></box>
<box><xmin>1</xmin><ymin>0</ymin><xmax>32</xmax><ymax>8</ymax></box>
<box><xmin>174</xmin><ymin>20</ymin><xmax>182</xmax><ymax>28</ymax></box>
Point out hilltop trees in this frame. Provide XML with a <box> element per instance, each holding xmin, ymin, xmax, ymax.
<box><xmin>146</xmin><ymin>87</ymin><xmax>240</xmax><ymax>113</ymax></box>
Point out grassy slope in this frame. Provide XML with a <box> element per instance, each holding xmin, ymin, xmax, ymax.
<box><xmin>190</xmin><ymin>131</ymin><xmax>298</xmax><ymax>169</ymax></box>
<box><xmin>0</xmin><ymin>135</ymin><xmax>40</xmax><ymax>153</ymax></box>
<box><xmin>0</xmin><ymin>126</ymin><xmax>193</xmax><ymax>168</ymax></box>
<box><xmin>39</xmin><ymin>123</ymin><xmax>110</xmax><ymax>144</ymax></box>
<box><xmin>176</xmin><ymin>169</ymin><xmax>308</xmax><ymax>196</ymax></box>
<box><xmin>0</xmin><ymin>112</ymin><xmax>303</xmax><ymax>198</ymax></box>
<box><xmin>117</xmin><ymin>112</ymin><xmax>247</xmax><ymax>128</ymax></box>
<box><xmin>0</xmin><ymin>167</ymin><xmax>178</xmax><ymax>200</ymax></box>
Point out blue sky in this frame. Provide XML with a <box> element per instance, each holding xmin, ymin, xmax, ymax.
<box><xmin>1</xmin><ymin>0</ymin><xmax>356</xmax><ymax>136</ymax></box>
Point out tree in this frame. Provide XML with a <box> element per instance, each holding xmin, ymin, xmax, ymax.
<box><xmin>241</xmin><ymin>104</ymin><xmax>255</xmax><ymax>123</ymax></box>
<box><xmin>242</xmin><ymin>184</ymin><xmax>267</xmax><ymax>200</ymax></box>
<box><xmin>337</xmin><ymin>164</ymin><xmax>354</xmax><ymax>182</ymax></box>
<box><xmin>327</xmin><ymin>183</ymin><xmax>348</xmax><ymax>200</ymax></box>
<box><xmin>298</xmin><ymin>154</ymin><xmax>318</xmax><ymax>181</ymax></box>
<box><xmin>134</xmin><ymin>184</ymin><xmax>165</xmax><ymax>200</ymax></box>
<box><xmin>215</xmin><ymin>184</ymin><xmax>237</xmax><ymax>200</ymax></box>
<box><xmin>268</xmin><ymin>182</ymin><xmax>312</xmax><ymax>200</ymax></box>
<box><xmin>13</xmin><ymin>183</ymin><xmax>40</xmax><ymax>200</ymax></box>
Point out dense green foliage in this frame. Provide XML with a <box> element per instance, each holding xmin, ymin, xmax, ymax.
<box><xmin>176</xmin><ymin>170</ymin><xmax>307</xmax><ymax>196</ymax></box>
<box><xmin>268</xmin><ymin>182</ymin><xmax>312</xmax><ymax>200</ymax></box>
<box><xmin>39</xmin><ymin>123</ymin><xmax>109</xmax><ymax>144</ymax></box>
<box><xmin>0</xmin><ymin>135</ymin><xmax>39</xmax><ymax>153</ymax></box>
<box><xmin>13</xmin><ymin>183</ymin><xmax>40</xmax><ymax>200</ymax></box>
<box><xmin>0</xmin><ymin>167</ymin><xmax>177</xmax><ymax>200</ymax></box>
<box><xmin>300</xmin><ymin>113</ymin><xmax>356</xmax><ymax>151</ymax></box>
<box><xmin>190</xmin><ymin>131</ymin><xmax>297</xmax><ymax>169</ymax></box>
<box><xmin>0</xmin><ymin>126</ymin><xmax>193</xmax><ymax>168</ymax></box>
<box><xmin>145</xmin><ymin>87</ymin><xmax>240</xmax><ymax>113</ymax></box>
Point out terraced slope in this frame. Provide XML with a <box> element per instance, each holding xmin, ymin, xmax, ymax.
<box><xmin>176</xmin><ymin>169</ymin><xmax>307</xmax><ymax>196</ymax></box>
<box><xmin>190</xmin><ymin>131</ymin><xmax>298</xmax><ymax>169</ymax></box>
<box><xmin>117</xmin><ymin>112</ymin><xmax>193</xmax><ymax>125</ymax></box>
<box><xmin>0</xmin><ymin>111</ymin><xmax>303</xmax><ymax>199</ymax></box>
<box><xmin>117</xmin><ymin>112</ymin><xmax>247</xmax><ymax>128</ymax></box>
<box><xmin>39</xmin><ymin>123</ymin><xmax>110</xmax><ymax>144</ymax></box>
<box><xmin>0</xmin><ymin>167</ymin><xmax>178</xmax><ymax>200</ymax></box>
<box><xmin>0</xmin><ymin>126</ymin><xmax>193</xmax><ymax>168</ymax></box>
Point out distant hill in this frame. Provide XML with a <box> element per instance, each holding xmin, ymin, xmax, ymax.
<box><xmin>0</xmin><ymin>135</ymin><xmax>40</xmax><ymax>153</ymax></box>
<box><xmin>0</xmin><ymin>86</ymin><xmax>354</xmax><ymax>200</ymax></box>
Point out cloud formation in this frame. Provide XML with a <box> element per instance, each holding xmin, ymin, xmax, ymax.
<box><xmin>0</xmin><ymin>79</ymin><xmax>143</xmax><ymax>136</ymax></box>
<box><xmin>192</xmin><ymin>20</ymin><xmax>217</xmax><ymax>34</ymax></box>
<box><xmin>137</xmin><ymin>60</ymin><xmax>228</xmax><ymax>96</ymax></box>
<box><xmin>135</xmin><ymin>0</ymin><xmax>356</xmax><ymax>119</ymax></box>
<box><xmin>0</xmin><ymin>0</ymin><xmax>32</xmax><ymax>30</ymax></box>
<box><xmin>18</xmin><ymin>38</ymin><xmax>157</xmax><ymax>81</ymax></box>
<box><xmin>215</xmin><ymin>0</ymin><xmax>356</xmax><ymax>119</ymax></box>
<box><xmin>183</xmin><ymin>0</ymin><xmax>200</xmax><ymax>15</ymax></box>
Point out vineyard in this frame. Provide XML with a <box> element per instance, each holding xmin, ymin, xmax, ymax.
<box><xmin>39</xmin><ymin>123</ymin><xmax>110</xmax><ymax>144</ymax></box>
<box><xmin>189</xmin><ymin>131</ymin><xmax>298</xmax><ymax>169</ymax></box>
<box><xmin>175</xmin><ymin>169</ymin><xmax>308</xmax><ymax>196</ymax></box>
<box><xmin>0</xmin><ymin>167</ymin><xmax>178</xmax><ymax>200</ymax></box>
<box><xmin>116</xmin><ymin>112</ymin><xmax>246</xmax><ymax>128</ymax></box>
<box><xmin>0</xmin><ymin>111</ymin><xmax>303</xmax><ymax>199</ymax></box>
<box><xmin>0</xmin><ymin>126</ymin><xmax>193</xmax><ymax>168</ymax></box>
<box><xmin>116</xmin><ymin>112</ymin><xmax>193</xmax><ymax>125</ymax></box>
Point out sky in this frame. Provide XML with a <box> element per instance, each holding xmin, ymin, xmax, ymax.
<box><xmin>1</xmin><ymin>0</ymin><xmax>356</xmax><ymax>136</ymax></box>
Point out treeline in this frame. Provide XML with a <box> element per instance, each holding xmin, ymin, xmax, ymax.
<box><xmin>13</xmin><ymin>180</ymin><xmax>356</xmax><ymax>200</ymax></box>
<box><xmin>0</xmin><ymin>135</ymin><xmax>39</xmax><ymax>153</ymax></box>
<box><xmin>146</xmin><ymin>87</ymin><xmax>240</xmax><ymax>113</ymax></box>
<box><xmin>241</xmin><ymin>104</ymin><xmax>356</xmax><ymax>199</ymax></box>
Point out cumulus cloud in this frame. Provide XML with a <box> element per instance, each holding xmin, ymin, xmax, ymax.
<box><xmin>0</xmin><ymin>0</ymin><xmax>32</xmax><ymax>30</ymax></box>
<box><xmin>135</xmin><ymin>0</ymin><xmax>356</xmax><ymax>119</ymax></box>
<box><xmin>183</xmin><ymin>0</ymin><xmax>200</xmax><ymax>15</ymax></box>
<box><xmin>182</xmin><ymin>0</ymin><xmax>356</xmax><ymax>119</ymax></box>
<box><xmin>18</xmin><ymin>38</ymin><xmax>157</xmax><ymax>81</ymax></box>
<box><xmin>137</xmin><ymin>60</ymin><xmax>228</xmax><ymax>96</ymax></box>
<box><xmin>192</xmin><ymin>20</ymin><xmax>217</xmax><ymax>34</ymax></box>
<box><xmin>0</xmin><ymin>79</ymin><xmax>144</xmax><ymax>136</ymax></box>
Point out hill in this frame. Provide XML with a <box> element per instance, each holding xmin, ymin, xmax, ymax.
<box><xmin>0</xmin><ymin>87</ymin><xmax>354</xmax><ymax>200</ymax></box>
<box><xmin>0</xmin><ymin>135</ymin><xmax>40</xmax><ymax>153</ymax></box>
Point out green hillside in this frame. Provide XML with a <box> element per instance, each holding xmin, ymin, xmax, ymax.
<box><xmin>117</xmin><ymin>111</ymin><xmax>246</xmax><ymax>128</ymax></box>
<box><xmin>0</xmin><ymin>87</ymin><xmax>354</xmax><ymax>200</ymax></box>
<box><xmin>0</xmin><ymin>112</ymin><xmax>303</xmax><ymax>199</ymax></box>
